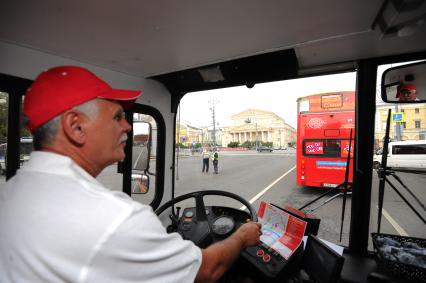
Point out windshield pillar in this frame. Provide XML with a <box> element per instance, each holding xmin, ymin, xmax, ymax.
<box><xmin>349</xmin><ymin>60</ymin><xmax>377</xmax><ymax>254</ymax></box>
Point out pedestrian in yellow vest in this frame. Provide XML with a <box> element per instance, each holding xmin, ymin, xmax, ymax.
<box><xmin>211</xmin><ymin>148</ymin><xmax>219</xmax><ymax>174</ymax></box>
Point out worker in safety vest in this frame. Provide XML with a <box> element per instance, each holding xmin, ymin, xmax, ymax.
<box><xmin>211</xmin><ymin>148</ymin><xmax>219</xmax><ymax>174</ymax></box>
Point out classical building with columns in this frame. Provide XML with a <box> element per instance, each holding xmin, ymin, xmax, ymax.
<box><xmin>221</xmin><ymin>109</ymin><xmax>296</xmax><ymax>148</ymax></box>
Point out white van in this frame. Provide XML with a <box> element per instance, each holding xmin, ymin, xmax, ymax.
<box><xmin>373</xmin><ymin>140</ymin><xmax>426</xmax><ymax>171</ymax></box>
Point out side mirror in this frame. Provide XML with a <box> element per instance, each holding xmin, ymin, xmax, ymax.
<box><xmin>132</xmin><ymin>121</ymin><xmax>151</xmax><ymax>171</ymax></box>
<box><xmin>132</xmin><ymin>173</ymin><xmax>150</xmax><ymax>194</ymax></box>
<box><xmin>381</xmin><ymin>61</ymin><xmax>426</xmax><ymax>103</ymax></box>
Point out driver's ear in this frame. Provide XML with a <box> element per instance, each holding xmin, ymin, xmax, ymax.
<box><xmin>61</xmin><ymin>110</ymin><xmax>87</xmax><ymax>145</ymax></box>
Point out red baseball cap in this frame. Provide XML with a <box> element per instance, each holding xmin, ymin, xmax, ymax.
<box><xmin>23</xmin><ymin>66</ymin><xmax>142</xmax><ymax>133</ymax></box>
<box><xmin>400</xmin><ymin>83</ymin><xmax>416</xmax><ymax>92</ymax></box>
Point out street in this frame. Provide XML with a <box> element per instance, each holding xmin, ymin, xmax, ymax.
<box><xmin>173</xmin><ymin>149</ymin><xmax>426</xmax><ymax>247</ymax></box>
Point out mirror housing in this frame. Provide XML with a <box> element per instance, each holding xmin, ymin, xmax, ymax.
<box><xmin>132</xmin><ymin>173</ymin><xmax>149</xmax><ymax>194</ymax></box>
<box><xmin>381</xmin><ymin>61</ymin><xmax>426</xmax><ymax>103</ymax></box>
<box><xmin>132</xmin><ymin>121</ymin><xmax>151</xmax><ymax>172</ymax></box>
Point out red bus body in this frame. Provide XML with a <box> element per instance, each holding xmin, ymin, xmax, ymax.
<box><xmin>296</xmin><ymin>92</ymin><xmax>355</xmax><ymax>188</ymax></box>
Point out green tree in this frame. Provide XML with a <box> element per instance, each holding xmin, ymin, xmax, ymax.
<box><xmin>227</xmin><ymin>141</ymin><xmax>240</xmax><ymax>148</ymax></box>
<box><xmin>241</xmin><ymin>141</ymin><xmax>254</xmax><ymax>148</ymax></box>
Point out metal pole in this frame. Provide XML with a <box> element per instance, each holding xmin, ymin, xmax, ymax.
<box><xmin>339</xmin><ymin>128</ymin><xmax>353</xmax><ymax>242</ymax></box>
<box><xmin>209</xmin><ymin>97</ymin><xmax>219</xmax><ymax>147</ymax></box>
<box><xmin>395</xmin><ymin>105</ymin><xmax>401</xmax><ymax>141</ymax></box>
<box><xmin>176</xmin><ymin>105</ymin><xmax>180</xmax><ymax>180</ymax></box>
<box><xmin>377</xmin><ymin>109</ymin><xmax>392</xmax><ymax>233</ymax></box>
<box><xmin>212</xmin><ymin>104</ymin><xmax>216</xmax><ymax>146</ymax></box>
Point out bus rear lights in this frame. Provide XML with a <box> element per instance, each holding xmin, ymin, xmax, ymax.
<box><xmin>301</xmin><ymin>175</ymin><xmax>305</xmax><ymax>180</ymax></box>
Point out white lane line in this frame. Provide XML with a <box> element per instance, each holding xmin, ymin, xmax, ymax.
<box><xmin>377</xmin><ymin>205</ymin><xmax>409</xmax><ymax>236</ymax></box>
<box><xmin>240</xmin><ymin>165</ymin><xmax>296</xmax><ymax>210</ymax></box>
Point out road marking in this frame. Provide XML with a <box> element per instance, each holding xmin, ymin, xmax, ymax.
<box><xmin>377</xmin><ymin>205</ymin><xmax>409</xmax><ymax>236</ymax></box>
<box><xmin>240</xmin><ymin>165</ymin><xmax>296</xmax><ymax>210</ymax></box>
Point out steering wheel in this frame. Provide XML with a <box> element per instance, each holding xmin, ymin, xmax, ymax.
<box><xmin>155</xmin><ymin>190</ymin><xmax>257</xmax><ymax>246</ymax></box>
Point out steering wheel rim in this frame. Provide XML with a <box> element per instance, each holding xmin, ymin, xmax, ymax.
<box><xmin>155</xmin><ymin>190</ymin><xmax>257</xmax><ymax>222</ymax></box>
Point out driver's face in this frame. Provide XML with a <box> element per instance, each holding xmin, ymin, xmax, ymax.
<box><xmin>85</xmin><ymin>99</ymin><xmax>131</xmax><ymax>168</ymax></box>
<box><xmin>399</xmin><ymin>89</ymin><xmax>417</xmax><ymax>101</ymax></box>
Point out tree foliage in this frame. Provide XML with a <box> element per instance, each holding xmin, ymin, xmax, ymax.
<box><xmin>227</xmin><ymin>141</ymin><xmax>240</xmax><ymax>148</ymax></box>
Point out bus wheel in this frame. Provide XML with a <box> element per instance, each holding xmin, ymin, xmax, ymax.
<box><xmin>373</xmin><ymin>161</ymin><xmax>381</xmax><ymax>169</ymax></box>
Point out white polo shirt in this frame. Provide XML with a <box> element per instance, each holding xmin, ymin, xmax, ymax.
<box><xmin>0</xmin><ymin>151</ymin><xmax>201</xmax><ymax>283</ymax></box>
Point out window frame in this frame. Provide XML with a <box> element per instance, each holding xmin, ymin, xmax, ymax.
<box><xmin>123</xmin><ymin>104</ymin><xmax>166</xmax><ymax>210</ymax></box>
<box><xmin>302</xmin><ymin>138</ymin><xmax>344</xmax><ymax>158</ymax></box>
<box><xmin>415</xmin><ymin>120</ymin><xmax>421</xmax><ymax>129</ymax></box>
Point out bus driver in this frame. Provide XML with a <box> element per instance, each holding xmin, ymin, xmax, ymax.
<box><xmin>0</xmin><ymin>66</ymin><xmax>262</xmax><ymax>283</ymax></box>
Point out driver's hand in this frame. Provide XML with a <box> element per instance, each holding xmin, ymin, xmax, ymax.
<box><xmin>235</xmin><ymin>222</ymin><xmax>262</xmax><ymax>247</ymax></box>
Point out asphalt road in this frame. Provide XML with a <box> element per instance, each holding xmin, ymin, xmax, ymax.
<box><xmin>173</xmin><ymin>149</ymin><xmax>426</xmax><ymax>247</ymax></box>
<box><xmin>174</xmin><ymin>149</ymin><xmax>354</xmax><ymax>245</ymax></box>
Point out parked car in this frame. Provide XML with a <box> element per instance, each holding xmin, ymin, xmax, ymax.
<box><xmin>273</xmin><ymin>146</ymin><xmax>287</xmax><ymax>150</ymax></box>
<box><xmin>257</xmin><ymin>146</ymin><xmax>273</xmax><ymax>152</ymax></box>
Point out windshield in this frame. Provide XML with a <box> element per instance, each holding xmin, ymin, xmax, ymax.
<box><xmin>175</xmin><ymin>64</ymin><xmax>426</xmax><ymax>248</ymax></box>
<box><xmin>176</xmin><ymin>72</ymin><xmax>357</xmax><ymax>246</ymax></box>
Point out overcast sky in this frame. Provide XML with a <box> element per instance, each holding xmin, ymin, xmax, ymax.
<box><xmin>179</xmin><ymin>72</ymin><xmax>357</xmax><ymax>129</ymax></box>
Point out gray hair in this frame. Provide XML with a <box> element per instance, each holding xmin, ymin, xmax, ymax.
<box><xmin>33</xmin><ymin>99</ymin><xmax>100</xmax><ymax>150</ymax></box>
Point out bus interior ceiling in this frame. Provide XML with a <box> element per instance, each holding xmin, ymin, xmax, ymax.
<box><xmin>1</xmin><ymin>0</ymin><xmax>426</xmax><ymax>267</ymax></box>
<box><xmin>0</xmin><ymin>1</ymin><xmax>425</xmax><ymax>82</ymax></box>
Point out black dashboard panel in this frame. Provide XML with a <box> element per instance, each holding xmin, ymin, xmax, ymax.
<box><xmin>178</xmin><ymin>206</ymin><xmax>250</xmax><ymax>245</ymax></box>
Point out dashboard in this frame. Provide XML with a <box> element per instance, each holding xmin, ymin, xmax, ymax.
<box><xmin>171</xmin><ymin>205</ymin><xmax>302</xmax><ymax>281</ymax></box>
<box><xmin>176</xmin><ymin>206</ymin><xmax>250</xmax><ymax>246</ymax></box>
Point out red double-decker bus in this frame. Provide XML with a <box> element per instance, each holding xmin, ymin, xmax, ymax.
<box><xmin>296</xmin><ymin>91</ymin><xmax>355</xmax><ymax>188</ymax></box>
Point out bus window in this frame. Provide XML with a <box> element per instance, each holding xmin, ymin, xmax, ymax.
<box><xmin>177</xmin><ymin>71</ymin><xmax>357</xmax><ymax>246</ymax></box>
<box><xmin>0</xmin><ymin>91</ymin><xmax>34</xmax><ymax>177</ymax></box>
<box><xmin>371</xmin><ymin>62</ymin><xmax>426</xmax><ymax>248</ymax></box>
<box><xmin>392</xmin><ymin>143</ymin><xmax>426</xmax><ymax>154</ymax></box>
<box><xmin>0</xmin><ymin>92</ymin><xmax>7</xmax><ymax>177</ymax></box>
<box><xmin>302</xmin><ymin>139</ymin><xmax>344</xmax><ymax>158</ymax></box>
<box><xmin>324</xmin><ymin>139</ymin><xmax>341</xmax><ymax>157</ymax></box>
<box><xmin>0</xmin><ymin>92</ymin><xmax>33</xmax><ymax>180</ymax></box>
